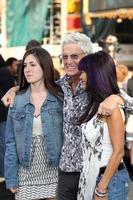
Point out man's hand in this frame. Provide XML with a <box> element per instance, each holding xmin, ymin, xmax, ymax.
<box><xmin>98</xmin><ymin>94</ymin><xmax>124</xmax><ymax>116</ymax></box>
<box><xmin>1</xmin><ymin>86</ymin><xmax>19</xmax><ymax>107</ymax></box>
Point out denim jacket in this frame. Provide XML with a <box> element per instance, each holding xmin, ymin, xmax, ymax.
<box><xmin>4</xmin><ymin>88</ymin><xmax>63</xmax><ymax>189</ymax></box>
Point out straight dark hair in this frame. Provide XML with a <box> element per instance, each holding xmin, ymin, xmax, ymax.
<box><xmin>78</xmin><ymin>50</ymin><xmax>120</xmax><ymax>122</ymax></box>
<box><xmin>18</xmin><ymin>47</ymin><xmax>63</xmax><ymax>100</ymax></box>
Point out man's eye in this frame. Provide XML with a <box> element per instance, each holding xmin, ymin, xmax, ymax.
<box><xmin>71</xmin><ymin>54</ymin><xmax>78</xmax><ymax>59</ymax></box>
<box><xmin>62</xmin><ymin>55</ymin><xmax>68</xmax><ymax>60</ymax></box>
<box><xmin>61</xmin><ymin>54</ymin><xmax>79</xmax><ymax>60</ymax></box>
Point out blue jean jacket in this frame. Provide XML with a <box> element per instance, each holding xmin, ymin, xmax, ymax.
<box><xmin>4</xmin><ymin>88</ymin><xmax>63</xmax><ymax>189</ymax></box>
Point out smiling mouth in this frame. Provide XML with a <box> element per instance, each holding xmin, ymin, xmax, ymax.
<box><xmin>67</xmin><ymin>67</ymin><xmax>77</xmax><ymax>70</ymax></box>
<box><xmin>26</xmin><ymin>75</ymin><xmax>32</xmax><ymax>77</ymax></box>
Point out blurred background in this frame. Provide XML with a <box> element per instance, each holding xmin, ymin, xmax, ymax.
<box><xmin>0</xmin><ymin>0</ymin><xmax>133</xmax><ymax>69</ymax></box>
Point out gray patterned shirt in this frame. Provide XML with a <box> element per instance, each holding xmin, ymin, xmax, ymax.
<box><xmin>58</xmin><ymin>75</ymin><xmax>90</xmax><ymax>172</ymax></box>
<box><xmin>120</xmin><ymin>89</ymin><xmax>133</xmax><ymax>112</ymax></box>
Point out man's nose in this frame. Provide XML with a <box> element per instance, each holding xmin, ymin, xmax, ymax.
<box><xmin>66</xmin><ymin>56</ymin><xmax>74</xmax><ymax>63</ymax></box>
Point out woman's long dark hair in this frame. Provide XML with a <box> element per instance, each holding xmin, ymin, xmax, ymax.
<box><xmin>78</xmin><ymin>50</ymin><xmax>120</xmax><ymax>122</ymax></box>
<box><xmin>18</xmin><ymin>47</ymin><xmax>63</xmax><ymax>100</ymax></box>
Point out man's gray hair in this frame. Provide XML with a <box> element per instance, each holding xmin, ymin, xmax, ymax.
<box><xmin>62</xmin><ymin>32</ymin><xmax>93</xmax><ymax>55</ymax></box>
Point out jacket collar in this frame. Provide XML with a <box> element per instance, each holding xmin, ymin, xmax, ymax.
<box><xmin>21</xmin><ymin>87</ymin><xmax>58</xmax><ymax>106</ymax></box>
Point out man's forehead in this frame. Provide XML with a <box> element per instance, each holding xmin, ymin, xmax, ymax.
<box><xmin>63</xmin><ymin>43</ymin><xmax>82</xmax><ymax>53</ymax></box>
<box><xmin>63</xmin><ymin>43</ymin><xmax>80</xmax><ymax>47</ymax></box>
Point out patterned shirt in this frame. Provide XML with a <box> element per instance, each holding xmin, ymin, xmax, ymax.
<box><xmin>121</xmin><ymin>89</ymin><xmax>133</xmax><ymax>144</ymax></box>
<box><xmin>121</xmin><ymin>89</ymin><xmax>133</xmax><ymax>113</ymax></box>
<box><xmin>58</xmin><ymin>75</ymin><xmax>90</xmax><ymax>172</ymax></box>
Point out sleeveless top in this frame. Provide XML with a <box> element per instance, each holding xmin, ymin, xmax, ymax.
<box><xmin>77</xmin><ymin>108</ymin><xmax>125</xmax><ymax>200</ymax></box>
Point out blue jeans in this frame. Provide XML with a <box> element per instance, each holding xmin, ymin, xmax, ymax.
<box><xmin>0</xmin><ymin>121</ymin><xmax>6</xmax><ymax>177</ymax></box>
<box><xmin>97</xmin><ymin>167</ymin><xmax>130</xmax><ymax>200</ymax></box>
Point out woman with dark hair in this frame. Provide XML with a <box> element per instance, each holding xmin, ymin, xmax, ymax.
<box><xmin>77</xmin><ymin>51</ymin><xmax>130</xmax><ymax>200</ymax></box>
<box><xmin>4</xmin><ymin>47</ymin><xmax>63</xmax><ymax>200</ymax></box>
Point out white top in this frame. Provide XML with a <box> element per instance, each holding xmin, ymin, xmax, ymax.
<box><xmin>77</xmin><ymin>108</ymin><xmax>125</xmax><ymax>200</ymax></box>
<box><xmin>32</xmin><ymin>115</ymin><xmax>43</xmax><ymax>137</ymax></box>
<box><xmin>100</xmin><ymin>122</ymin><xmax>114</xmax><ymax>166</ymax></box>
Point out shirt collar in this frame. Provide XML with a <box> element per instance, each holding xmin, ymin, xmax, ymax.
<box><xmin>63</xmin><ymin>74</ymin><xmax>86</xmax><ymax>95</ymax></box>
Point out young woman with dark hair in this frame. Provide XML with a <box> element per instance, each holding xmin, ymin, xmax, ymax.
<box><xmin>77</xmin><ymin>51</ymin><xmax>130</xmax><ymax>200</ymax></box>
<box><xmin>4</xmin><ymin>47</ymin><xmax>63</xmax><ymax>200</ymax></box>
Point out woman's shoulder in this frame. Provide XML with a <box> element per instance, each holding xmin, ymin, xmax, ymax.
<box><xmin>48</xmin><ymin>92</ymin><xmax>63</xmax><ymax>104</ymax></box>
<box><xmin>107</xmin><ymin>106</ymin><xmax>125</xmax><ymax>123</ymax></box>
<box><xmin>13</xmin><ymin>89</ymin><xmax>30</xmax><ymax>108</ymax></box>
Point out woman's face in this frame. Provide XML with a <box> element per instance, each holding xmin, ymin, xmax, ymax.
<box><xmin>79</xmin><ymin>71</ymin><xmax>88</xmax><ymax>89</ymax></box>
<box><xmin>24</xmin><ymin>54</ymin><xmax>44</xmax><ymax>85</ymax></box>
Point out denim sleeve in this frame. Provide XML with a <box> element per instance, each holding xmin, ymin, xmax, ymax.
<box><xmin>4</xmin><ymin>108</ymin><xmax>19</xmax><ymax>189</ymax></box>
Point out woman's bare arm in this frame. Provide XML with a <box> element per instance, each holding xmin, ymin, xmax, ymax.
<box><xmin>97</xmin><ymin>107</ymin><xmax>125</xmax><ymax>191</ymax></box>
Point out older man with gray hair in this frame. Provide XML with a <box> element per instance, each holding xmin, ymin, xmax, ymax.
<box><xmin>57</xmin><ymin>32</ymin><xmax>125</xmax><ymax>200</ymax></box>
<box><xmin>57</xmin><ymin>33</ymin><xmax>93</xmax><ymax>199</ymax></box>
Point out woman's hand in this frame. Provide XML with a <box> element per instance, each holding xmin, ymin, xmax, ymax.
<box><xmin>93</xmin><ymin>186</ymin><xmax>108</xmax><ymax>200</ymax></box>
<box><xmin>10</xmin><ymin>188</ymin><xmax>18</xmax><ymax>193</ymax></box>
<box><xmin>93</xmin><ymin>193</ymin><xmax>108</xmax><ymax>200</ymax></box>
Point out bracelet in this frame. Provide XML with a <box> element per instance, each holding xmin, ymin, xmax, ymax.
<box><xmin>95</xmin><ymin>187</ymin><xmax>107</xmax><ymax>198</ymax></box>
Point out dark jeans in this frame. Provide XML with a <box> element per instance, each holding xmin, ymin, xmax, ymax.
<box><xmin>58</xmin><ymin>170</ymin><xmax>80</xmax><ymax>200</ymax></box>
<box><xmin>0</xmin><ymin>181</ymin><xmax>15</xmax><ymax>200</ymax></box>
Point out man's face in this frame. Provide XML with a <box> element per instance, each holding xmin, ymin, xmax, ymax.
<box><xmin>62</xmin><ymin>43</ymin><xmax>85</xmax><ymax>77</ymax></box>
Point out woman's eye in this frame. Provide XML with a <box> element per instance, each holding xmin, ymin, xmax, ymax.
<box><xmin>31</xmin><ymin>64</ymin><xmax>35</xmax><ymax>67</ymax></box>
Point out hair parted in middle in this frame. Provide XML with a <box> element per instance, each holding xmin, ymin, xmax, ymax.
<box><xmin>19</xmin><ymin>47</ymin><xmax>63</xmax><ymax>100</ymax></box>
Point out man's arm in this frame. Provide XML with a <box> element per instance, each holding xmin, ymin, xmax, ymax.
<box><xmin>98</xmin><ymin>94</ymin><xmax>124</xmax><ymax>115</ymax></box>
<box><xmin>98</xmin><ymin>90</ymin><xmax>133</xmax><ymax>116</ymax></box>
<box><xmin>120</xmin><ymin>89</ymin><xmax>133</xmax><ymax>109</ymax></box>
<box><xmin>1</xmin><ymin>86</ymin><xmax>19</xmax><ymax>107</ymax></box>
